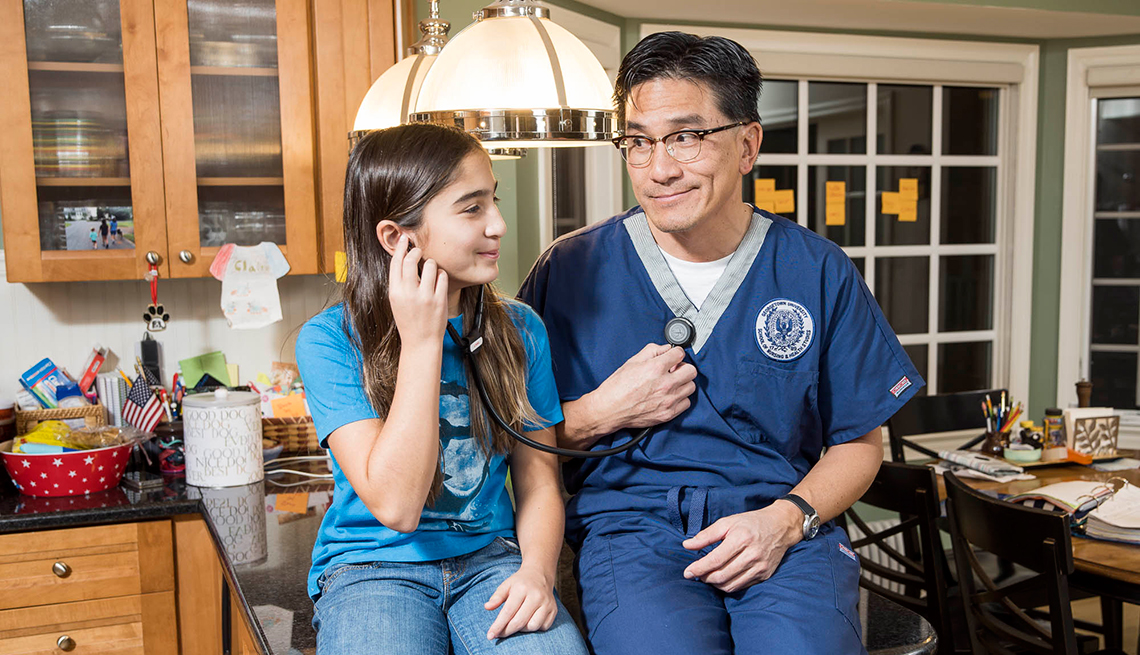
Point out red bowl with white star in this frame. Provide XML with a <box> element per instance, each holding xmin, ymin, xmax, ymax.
<box><xmin>1</xmin><ymin>439</ymin><xmax>132</xmax><ymax>497</ymax></box>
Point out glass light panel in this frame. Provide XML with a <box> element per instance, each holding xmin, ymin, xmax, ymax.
<box><xmin>1091</xmin><ymin>285</ymin><xmax>1139</xmax><ymax>345</ymax></box>
<box><xmin>876</xmin><ymin>166</ymin><xmax>932</xmax><ymax>246</ymax></box>
<box><xmin>941</xmin><ymin>167</ymin><xmax>996</xmax><ymax>244</ymax></box>
<box><xmin>875</xmin><ymin>256</ymin><xmax>929</xmax><ymax>335</ymax></box>
<box><xmin>187</xmin><ymin>0</ymin><xmax>278</xmax><ymax>68</ymax></box>
<box><xmin>939</xmin><ymin>255</ymin><xmax>994</xmax><ymax>332</ymax></box>
<box><xmin>938</xmin><ymin>341</ymin><xmax>992</xmax><ymax>393</ymax></box>
<box><xmin>942</xmin><ymin>87</ymin><xmax>998</xmax><ymax>156</ymax></box>
<box><xmin>23</xmin><ymin>0</ymin><xmax>123</xmax><ymax>64</ymax></box>
<box><xmin>876</xmin><ymin>84</ymin><xmax>932</xmax><ymax>155</ymax></box>
<box><xmin>807</xmin><ymin>165</ymin><xmax>865</xmax><ymax>247</ymax></box>
<box><xmin>758</xmin><ymin>80</ymin><xmax>797</xmax><ymax>154</ymax></box>
<box><xmin>808</xmin><ymin>82</ymin><xmax>866</xmax><ymax>154</ymax></box>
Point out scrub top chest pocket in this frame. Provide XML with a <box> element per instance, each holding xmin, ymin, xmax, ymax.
<box><xmin>729</xmin><ymin>358</ymin><xmax>821</xmax><ymax>457</ymax></box>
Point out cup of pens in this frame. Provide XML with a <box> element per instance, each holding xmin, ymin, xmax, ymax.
<box><xmin>981</xmin><ymin>393</ymin><xmax>1022</xmax><ymax>458</ymax></box>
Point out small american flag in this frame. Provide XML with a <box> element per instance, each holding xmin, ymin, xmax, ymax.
<box><xmin>122</xmin><ymin>374</ymin><xmax>164</xmax><ymax>433</ymax></box>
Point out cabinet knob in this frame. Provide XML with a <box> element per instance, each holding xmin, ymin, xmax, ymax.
<box><xmin>145</xmin><ymin>251</ymin><xmax>162</xmax><ymax>265</ymax></box>
<box><xmin>57</xmin><ymin>635</ymin><xmax>76</xmax><ymax>651</ymax></box>
<box><xmin>52</xmin><ymin>561</ymin><xmax>71</xmax><ymax>578</ymax></box>
<box><xmin>179</xmin><ymin>250</ymin><xmax>194</xmax><ymax>264</ymax></box>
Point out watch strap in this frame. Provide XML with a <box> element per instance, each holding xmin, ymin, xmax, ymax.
<box><xmin>781</xmin><ymin>493</ymin><xmax>816</xmax><ymax>519</ymax></box>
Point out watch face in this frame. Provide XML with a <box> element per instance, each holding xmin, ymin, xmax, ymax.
<box><xmin>807</xmin><ymin>515</ymin><xmax>821</xmax><ymax>539</ymax></box>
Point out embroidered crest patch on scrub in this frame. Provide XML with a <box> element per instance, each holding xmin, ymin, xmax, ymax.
<box><xmin>755</xmin><ymin>299</ymin><xmax>814</xmax><ymax>361</ymax></box>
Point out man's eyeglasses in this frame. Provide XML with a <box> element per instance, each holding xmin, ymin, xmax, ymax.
<box><xmin>612</xmin><ymin>122</ymin><xmax>746</xmax><ymax>167</ymax></box>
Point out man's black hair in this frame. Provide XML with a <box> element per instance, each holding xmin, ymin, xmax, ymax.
<box><xmin>614</xmin><ymin>31</ymin><xmax>762</xmax><ymax>128</ymax></box>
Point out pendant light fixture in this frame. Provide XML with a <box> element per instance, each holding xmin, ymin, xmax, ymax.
<box><xmin>349</xmin><ymin>1</ymin><xmax>450</xmax><ymax>145</ymax></box>
<box><xmin>410</xmin><ymin>0</ymin><xmax>615</xmax><ymax>150</ymax></box>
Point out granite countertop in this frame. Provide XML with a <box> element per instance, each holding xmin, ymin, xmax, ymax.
<box><xmin>0</xmin><ymin>460</ymin><xmax>333</xmax><ymax>655</ymax></box>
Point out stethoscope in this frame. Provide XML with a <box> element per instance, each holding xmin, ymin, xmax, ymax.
<box><xmin>445</xmin><ymin>286</ymin><xmax>696</xmax><ymax>458</ymax></box>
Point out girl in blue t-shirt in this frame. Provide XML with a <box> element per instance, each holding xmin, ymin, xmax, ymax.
<box><xmin>296</xmin><ymin>124</ymin><xmax>587</xmax><ymax>655</ymax></box>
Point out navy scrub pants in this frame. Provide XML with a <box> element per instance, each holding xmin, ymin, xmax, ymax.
<box><xmin>573</xmin><ymin>487</ymin><xmax>867</xmax><ymax>655</ymax></box>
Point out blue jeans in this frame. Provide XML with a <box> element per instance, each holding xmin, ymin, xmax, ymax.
<box><xmin>313</xmin><ymin>537</ymin><xmax>589</xmax><ymax>655</ymax></box>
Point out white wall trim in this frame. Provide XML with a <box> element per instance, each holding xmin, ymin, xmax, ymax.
<box><xmin>1056</xmin><ymin>45</ymin><xmax>1140</xmax><ymax>409</ymax></box>
<box><xmin>637</xmin><ymin>25</ymin><xmax>1038</xmax><ymax>406</ymax></box>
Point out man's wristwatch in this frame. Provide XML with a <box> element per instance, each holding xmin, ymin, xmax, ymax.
<box><xmin>780</xmin><ymin>493</ymin><xmax>821</xmax><ymax>540</ymax></box>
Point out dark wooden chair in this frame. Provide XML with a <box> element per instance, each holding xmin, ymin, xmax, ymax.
<box><xmin>885</xmin><ymin>389</ymin><xmax>1006</xmax><ymax>462</ymax></box>
<box><xmin>943</xmin><ymin>472</ymin><xmax>1126</xmax><ymax>655</ymax></box>
<box><xmin>840</xmin><ymin>461</ymin><xmax>962</xmax><ymax>653</ymax></box>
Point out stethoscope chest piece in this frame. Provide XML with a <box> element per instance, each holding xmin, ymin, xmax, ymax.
<box><xmin>665</xmin><ymin>316</ymin><xmax>696</xmax><ymax>349</ymax></box>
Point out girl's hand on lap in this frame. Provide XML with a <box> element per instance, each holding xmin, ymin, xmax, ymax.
<box><xmin>483</xmin><ymin>567</ymin><xmax>558</xmax><ymax>640</ymax></box>
<box><xmin>389</xmin><ymin>234</ymin><xmax>448</xmax><ymax>345</ymax></box>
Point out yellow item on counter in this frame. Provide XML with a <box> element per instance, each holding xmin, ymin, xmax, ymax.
<box><xmin>13</xmin><ymin>420</ymin><xmax>80</xmax><ymax>453</ymax></box>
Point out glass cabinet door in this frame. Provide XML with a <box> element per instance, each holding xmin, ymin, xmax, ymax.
<box><xmin>156</xmin><ymin>0</ymin><xmax>317</xmax><ymax>277</ymax></box>
<box><xmin>0</xmin><ymin>0</ymin><xmax>167</xmax><ymax>281</ymax></box>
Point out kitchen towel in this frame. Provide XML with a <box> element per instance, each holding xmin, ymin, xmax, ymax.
<box><xmin>210</xmin><ymin>242</ymin><xmax>290</xmax><ymax>329</ymax></box>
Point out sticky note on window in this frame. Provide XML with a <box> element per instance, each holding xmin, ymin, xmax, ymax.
<box><xmin>826</xmin><ymin>181</ymin><xmax>846</xmax><ymax>201</ymax></box>
<box><xmin>757</xmin><ymin>200</ymin><xmax>777</xmax><ymax>213</ymax></box>
<box><xmin>754</xmin><ymin>179</ymin><xmax>776</xmax><ymax>195</ymax></box>
<box><xmin>899</xmin><ymin>178</ymin><xmax>919</xmax><ymax>201</ymax></box>
<box><xmin>276</xmin><ymin>492</ymin><xmax>309</xmax><ymax>514</ymax></box>
<box><xmin>881</xmin><ymin>192</ymin><xmax>900</xmax><ymax>215</ymax></box>
<box><xmin>825</xmin><ymin>203</ymin><xmax>846</xmax><ymax>226</ymax></box>
<box><xmin>899</xmin><ymin>203</ymin><xmax>918</xmax><ymax>222</ymax></box>
<box><xmin>774</xmin><ymin>189</ymin><xmax>795</xmax><ymax>214</ymax></box>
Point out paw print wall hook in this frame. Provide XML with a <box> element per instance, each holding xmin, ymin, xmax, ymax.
<box><xmin>143</xmin><ymin>263</ymin><xmax>170</xmax><ymax>332</ymax></box>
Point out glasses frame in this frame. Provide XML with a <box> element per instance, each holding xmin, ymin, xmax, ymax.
<box><xmin>612</xmin><ymin>121</ymin><xmax>747</xmax><ymax>167</ymax></box>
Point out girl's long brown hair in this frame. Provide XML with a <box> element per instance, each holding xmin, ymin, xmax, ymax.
<box><xmin>341</xmin><ymin>124</ymin><xmax>540</xmax><ymax>504</ymax></box>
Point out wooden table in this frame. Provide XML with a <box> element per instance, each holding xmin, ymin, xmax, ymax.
<box><xmin>940</xmin><ymin>455</ymin><xmax>1140</xmax><ymax>601</ymax></box>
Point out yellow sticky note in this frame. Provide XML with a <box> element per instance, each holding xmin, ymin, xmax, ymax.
<box><xmin>271</xmin><ymin>393</ymin><xmax>308</xmax><ymax>418</ymax></box>
<box><xmin>825</xmin><ymin>203</ymin><xmax>846</xmax><ymax>226</ymax></box>
<box><xmin>899</xmin><ymin>178</ymin><xmax>919</xmax><ymax>201</ymax></box>
<box><xmin>899</xmin><ymin>205</ymin><xmax>918</xmax><ymax>222</ymax></box>
<box><xmin>757</xmin><ymin>200</ymin><xmax>777</xmax><ymax>213</ymax></box>
<box><xmin>335</xmin><ymin>251</ymin><xmax>348</xmax><ymax>283</ymax></box>
<box><xmin>881</xmin><ymin>192</ymin><xmax>900</xmax><ymax>215</ymax></box>
<box><xmin>754</xmin><ymin>179</ymin><xmax>776</xmax><ymax>195</ymax></box>
<box><xmin>276</xmin><ymin>492</ymin><xmax>309</xmax><ymax>514</ymax></box>
<box><xmin>226</xmin><ymin>363</ymin><xmax>239</xmax><ymax>387</ymax></box>
<box><xmin>826</xmin><ymin>181</ymin><xmax>846</xmax><ymax>201</ymax></box>
<box><xmin>774</xmin><ymin>189</ymin><xmax>795</xmax><ymax>214</ymax></box>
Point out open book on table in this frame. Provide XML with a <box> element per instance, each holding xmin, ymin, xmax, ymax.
<box><xmin>1007</xmin><ymin>479</ymin><xmax>1140</xmax><ymax>544</ymax></box>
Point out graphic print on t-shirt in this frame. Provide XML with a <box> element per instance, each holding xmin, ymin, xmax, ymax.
<box><xmin>421</xmin><ymin>379</ymin><xmax>494</xmax><ymax>531</ymax></box>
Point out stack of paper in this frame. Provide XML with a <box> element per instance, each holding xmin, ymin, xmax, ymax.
<box><xmin>1086</xmin><ymin>483</ymin><xmax>1140</xmax><ymax>545</ymax></box>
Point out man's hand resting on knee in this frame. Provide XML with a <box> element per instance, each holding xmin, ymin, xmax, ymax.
<box><xmin>680</xmin><ymin>501</ymin><xmax>804</xmax><ymax>593</ymax></box>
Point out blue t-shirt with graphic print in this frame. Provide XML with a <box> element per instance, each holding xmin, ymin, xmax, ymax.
<box><xmin>296</xmin><ymin>300</ymin><xmax>563</xmax><ymax>600</ymax></box>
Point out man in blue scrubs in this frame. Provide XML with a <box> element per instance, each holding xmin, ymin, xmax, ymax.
<box><xmin>518</xmin><ymin>32</ymin><xmax>923</xmax><ymax>654</ymax></box>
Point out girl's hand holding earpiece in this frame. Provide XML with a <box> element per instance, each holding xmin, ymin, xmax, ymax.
<box><xmin>389</xmin><ymin>235</ymin><xmax>448</xmax><ymax>345</ymax></box>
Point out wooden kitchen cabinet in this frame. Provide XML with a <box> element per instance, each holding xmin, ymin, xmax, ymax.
<box><xmin>0</xmin><ymin>521</ymin><xmax>178</xmax><ymax>654</ymax></box>
<box><xmin>0</xmin><ymin>0</ymin><xmax>398</xmax><ymax>283</ymax></box>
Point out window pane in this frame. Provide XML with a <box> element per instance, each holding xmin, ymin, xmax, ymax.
<box><xmin>903</xmin><ymin>345</ymin><xmax>928</xmax><ymax>397</ymax></box>
<box><xmin>759</xmin><ymin>80</ymin><xmax>797</xmax><ymax>154</ymax></box>
<box><xmin>553</xmin><ymin>149</ymin><xmax>586</xmax><ymax>239</ymax></box>
<box><xmin>1095</xmin><ymin>150</ymin><xmax>1140</xmax><ymax>212</ymax></box>
<box><xmin>1090</xmin><ymin>351</ymin><xmax>1137</xmax><ymax>409</ymax></box>
<box><xmin>1097</xmin><ymin>98</ymin><xmax>1140</xmax><ymax>146</ymax></box>
<box><xmin>941</xmin><ymin>167</ymin><xmax>996</xmax><ymax>244</ymax></box>
<box><xmin>939</xmin><ymin>256</ymin><xmax>993</xmax><ymax>332</ymax></box>
<box><xmin>876</xmin><ymin>166</ymin><xmax>931</xmax><ymax>246</ymax></box>
<box><xmin>942</xmin><ymin>87</ymin><xmax>999</xmax><ymax>156</ymax></box>
<box><xmin>938</xmin><ymin>341</ymin><xmax>992</xmax><ymax>393</ymax></box>
<box><xmin>743</xmin><ymin>165</ymin><xmax>796</xmax><ymax>219</ymax></box>
<box><xmin>850</xmin><ymin>257</ymin><xmax>865</xmax><ymax>278</ymax></box>
<box><xmin>1093</xmin><ymin>218</ymin><xmax>1140</xmax><ymax>278</ymax></box>
<box><xmin>1091</xmin><ymin>286</ymin><xmax>1139</xmax><ymax>345</ymax></box>
<box><xmin>809</xmin><ymin>82</ymin><xmax>866</xmax><ymax>154</ymax></box>
<box><xmin>808</xmin><ymin>166</ymin><xmax>865</xmax><ymax>247</ymax></box>
<box><xmin>877</xmin><ymin>84</ymin><xmax>932</xmax><ymax>155</ymax></box>
<box><xmin>875</xmin><ymin>257</ymin><xmax>929</xmax><ymax>334</ymax></box>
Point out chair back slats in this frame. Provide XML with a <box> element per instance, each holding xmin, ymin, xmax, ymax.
<box><xmin>886</xmin><ymin>388</ymin><xmax>1006</xmax><ymax>462</ymax></box>
<box><xmin>944</xmin><ymin>472</ymin><xmax>1083</xmax><ymax>655</ymax></box>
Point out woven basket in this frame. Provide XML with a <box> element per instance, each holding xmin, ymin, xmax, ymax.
<box><xmin>262</xmin><ymin>416</ymin><xmax>321</xmax><ymax>453</ymax></box>
<box><xmin>16</xmin><ymin>404</ymin><xmax>107</xmax><ymax>436</ymax></box>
